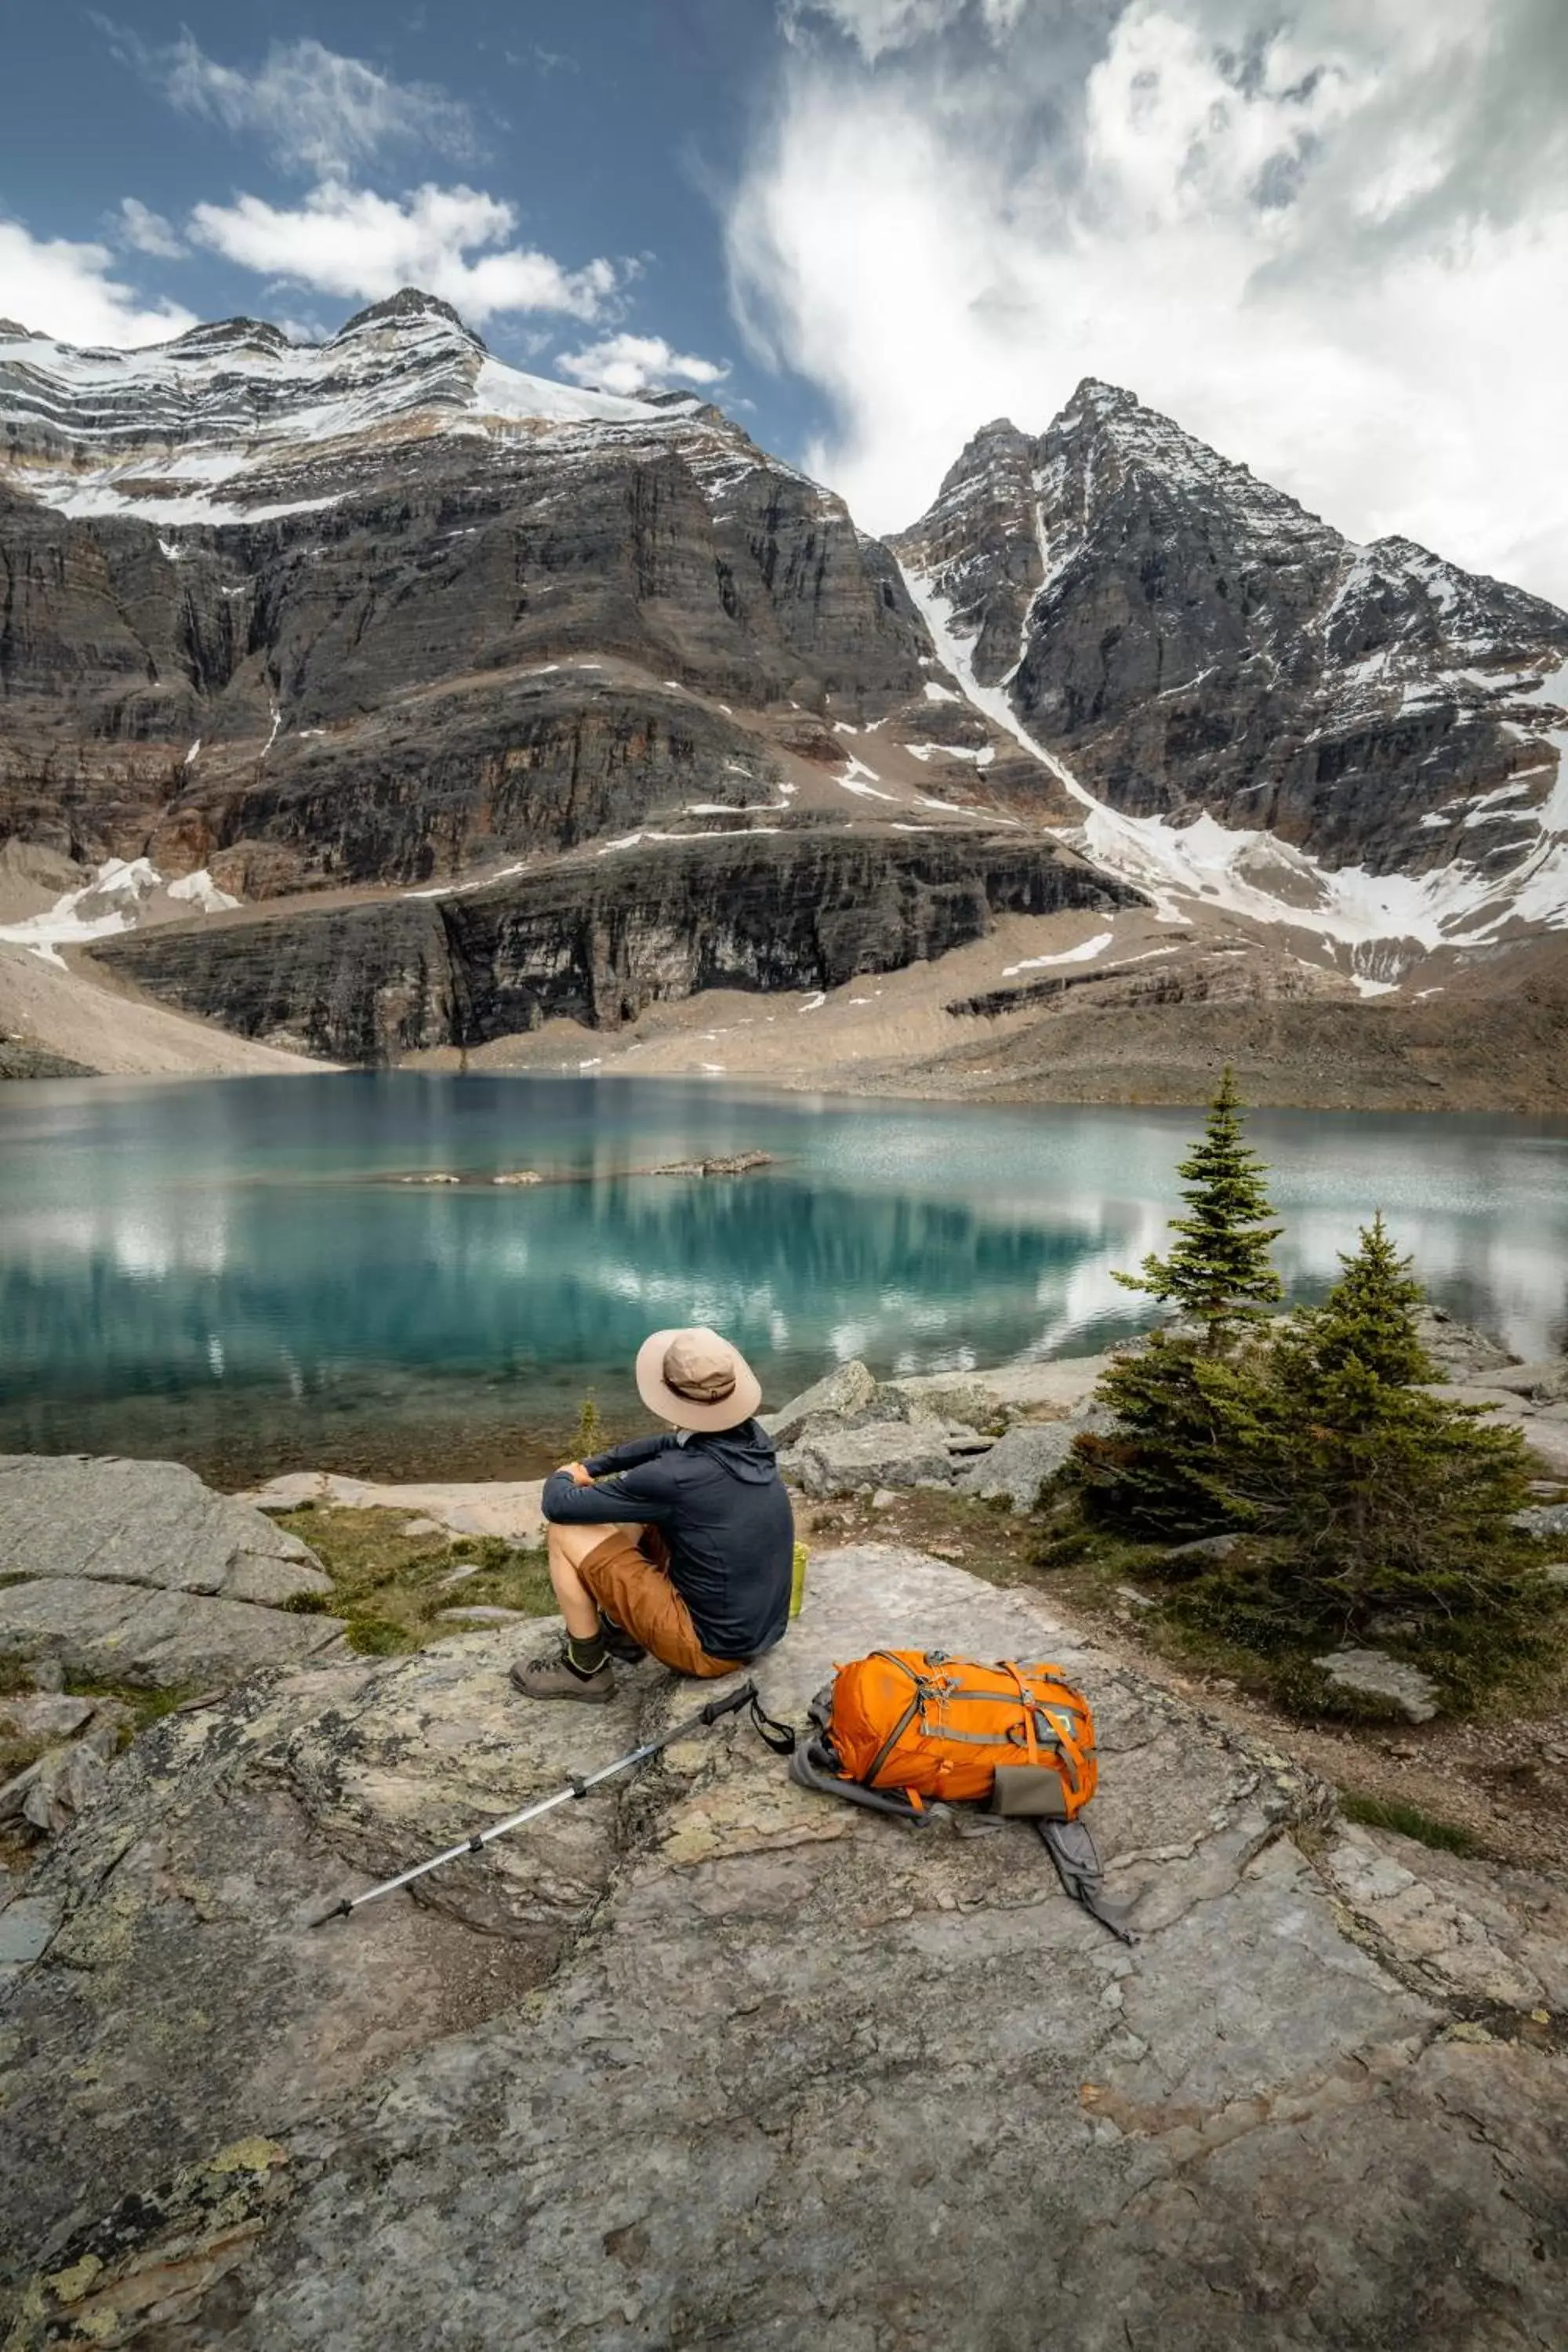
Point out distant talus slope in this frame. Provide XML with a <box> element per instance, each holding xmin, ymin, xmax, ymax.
<box><xmin>93</xmin><ymin>828</ymin><xmax>1138</xmax><ymax>1062</ymax></box>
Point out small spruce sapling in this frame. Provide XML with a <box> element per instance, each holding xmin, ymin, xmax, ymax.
<box><xmin>1117</xmin><ymin>1067</ymin><xmax>1283</xmax><ymax>1352</ymax></box>
<box><xmin>575</xmin><ymin>1391</ymin><xmax>603</xmax><ymax>1459</ymax></box>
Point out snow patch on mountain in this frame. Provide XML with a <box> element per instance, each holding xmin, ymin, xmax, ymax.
<box><xmin>0</xmin><ymin>292</ymin><xmax>709</xmax><ymax>527</ymax></box>
<box><xmin>0</xmin><ymin>858</ymin><xmax>239</xmax><ymax>967</ymax></box>
<box><xmin>902</xmin><ymin>564</ymin><xmax>1568</xmax><ymax>953</ymax></box>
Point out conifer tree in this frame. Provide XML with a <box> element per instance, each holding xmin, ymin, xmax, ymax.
<box><xmin>1117</xmin><ymin>1069</ymin><xmax>1282</xmax><ymax>1352</ymax></box>
<box><xmin>1165</xmin><ymin>1216</ymin><xmax>1562</xmax><ymax>1708</ymax></box>
<box><xmin>1264</xmin><ymin>1214</ymin><xmax>1528</xmax><ymax>1621</ymax></box>
<box><xmin>1077</xmin><ymin>1074</ymin><xmax>1282</xmax><ymax>1537</ymax></box>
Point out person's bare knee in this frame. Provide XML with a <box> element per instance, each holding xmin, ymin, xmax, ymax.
<box><xmin>549</xmin><ymin>1519</ymin><xmax>644</xmax><ymax>1572</ymax></box>
<box><xmin>546</xmin><ymin>1525</ymin><xmax>603</xmax><ymax>1639</ymax></box>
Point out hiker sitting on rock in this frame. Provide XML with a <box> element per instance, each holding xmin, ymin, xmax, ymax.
<box><xmin>514</xmin><ymin>1327</ymin><xmax>793</xmax><ymax>1704</ymax></box>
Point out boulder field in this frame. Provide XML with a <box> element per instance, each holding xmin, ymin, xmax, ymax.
<box><xmin>2</xmin><ymin>1530</ymin><xmax>1565</xmax><ymax>2349</ymax></box>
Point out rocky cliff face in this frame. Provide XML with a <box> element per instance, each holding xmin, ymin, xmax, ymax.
<box><xmin>895</xmin><ymin>380</ymin><xmax>1568</xmax><ymax>933</ymax></box>
<box><xmin>0</xmin><ymin>294</ymin><xmax>931</xmax><ymax>891</ymax></box>
<box><xmin>94</xmin><ymin>826</ymin><xmax>1137</xmax><ymax>1061</ymax></box>
<box><xmin>9</xmin><ymin>303</ymin><xmax>1567</xmax><ymax>1070</ymax></box>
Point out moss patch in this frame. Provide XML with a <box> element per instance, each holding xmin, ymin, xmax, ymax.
<box><xmin>271</xmin><ymin>1508</ymin><xmax>554</xmax><ymax>1656</ymax></box>
<box><xmin>1338</xmin><ymin>1791</ymin><xmax>1483</xmax><ymax>1857</ymax></box>
<box><xmin>63</xmin><ymin>1679</ymin><xmax>198</xmax><ymax>1737</ymax></box>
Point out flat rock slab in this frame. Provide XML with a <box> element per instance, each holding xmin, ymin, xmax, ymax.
<box><xmin>1417</xmin><ymin>1391</ymin><xmax>1568</xmax><ymax>1479</ymax></box>
<box><xmin>1315</xmin><ymin>1646</ymin><xmax>1441</xmax><ymax>1723</ymax></box>
<box><xmin>0</xmin><ymin>1455</ymin><xmax>329</xmax><ymax>1604</ymax></box>
<box><xmin>0</xmin><ymin>1577</ymin><xmax>344</xmax><ymax>1690</ymax></box>
<box><xmin>899</xmin><ymin>1353</ymin><xmax>1112</xmax><ymax>1416</ymax></box>
<box><xmin>242</xmin><ymin>1471</ymin><xmax>546</xmax><ymax>1545</ymax></box>
<box><xmin>2</xmin><ymin>1548</ymin><xmax>1564</xmax><ymax>2350</ymax></box>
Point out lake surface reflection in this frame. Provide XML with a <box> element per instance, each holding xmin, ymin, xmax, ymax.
<box><xmin>2</xmin><ymin>1074</ymin><xmax>1564</xmax><ymax>1484</ymax></box>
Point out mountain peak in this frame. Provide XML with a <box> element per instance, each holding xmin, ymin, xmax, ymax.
<box><xmin>1065</xmin><ymin>376</ymin><xmax>1141</xmax><ymax>415</ymax></box>
<box><xmin>164</xmin><ymin>317</ymin><xmax>292</xmax><ymax>359</ymax></box>
<box><xmin>334</xmin><ymin>289</ymin><xmax>483</xmax><ymax>348</ymax></box>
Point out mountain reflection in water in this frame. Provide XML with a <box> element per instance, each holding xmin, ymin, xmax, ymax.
<box><xmin>2</xmin><ymin>1074</ymin><xmax>1565</xmax><ymax>1486</ymax></box>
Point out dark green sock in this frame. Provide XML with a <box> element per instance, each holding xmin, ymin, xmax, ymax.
<box><xmin>564</xmin><ymin>1632</ymin><xmax>608</xmax><ymax>1678</ymax></box>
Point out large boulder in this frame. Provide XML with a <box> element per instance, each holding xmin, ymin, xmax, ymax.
<box><xmin>1</xmin><ymin>1547</ymin><xmax>1565</xmax><ymax>2349</ymax></box>
<box><xmin>956</xmin><ymin>1420</ymin><xmax>1076</xmax><ymax>1511</ymax></box>
<box><xmin>0</xmin><ymin>1457</ymin><xmax>343</xmax><ymax>1690</ymax></box>
<box><xmin>763</xmin><ymin>1359</ymin><xmax>879</xmax><ymax>1445</ymax></box>
<box><xmin>781</xmin><ymin>1415</ymin><xmax>955</xmax><ymax>1497</ymax></box>
<box><xmin>0</xmin><ymin>1456</ymin><xmax>328</xmax><ymax>1602</ymax></box>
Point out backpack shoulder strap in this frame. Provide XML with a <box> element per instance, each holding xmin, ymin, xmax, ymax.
<box><xmin>1037</xmin><ymin>1818</ymin><xmax>1138</xmax><ymax>1945</ymax></box>
<box><xmin>789</xmin><ymin>1736</ymin><xmax>935</xmax><ymax>1823</ymax></box>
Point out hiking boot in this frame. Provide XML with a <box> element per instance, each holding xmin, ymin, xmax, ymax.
<box><xmin>510</xmin><ymin>1649</ymin><xmax>615</xmax><ymax>1704</ymax></box>
<box><xmin>597</xmin><ymin>1613</ymin><xmax>647</xmax><ymax>1666</ymax></box>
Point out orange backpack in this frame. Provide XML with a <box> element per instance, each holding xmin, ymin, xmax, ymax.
<box><xmin>789</xmin><ymin>1649</ymin><xmax>1131</xmax><ymax>1942</ymax></box>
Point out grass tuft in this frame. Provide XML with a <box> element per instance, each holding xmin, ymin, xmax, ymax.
<box><xmin>1339</xmin><ymin>1792</ymin><xmax>1481</xmax><ymax>1857</ymax></box>
<box><xmin>273</xmin><ymin>1507</ymin><xmax>554</xmax><ymax>1657</ymax></box>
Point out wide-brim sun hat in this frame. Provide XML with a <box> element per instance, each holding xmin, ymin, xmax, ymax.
<box><xmin>635</xmin><ymin>1325</ymin><xmax>763</xmax><ymax>1432</ymax></box>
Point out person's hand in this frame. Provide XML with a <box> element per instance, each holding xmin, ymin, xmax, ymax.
<box><xmin>556</xmin><ymin>1461</ymin><xmax>593</xmax><ymax>1486</ymax></box>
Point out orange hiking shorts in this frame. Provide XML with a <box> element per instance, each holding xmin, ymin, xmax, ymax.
<box><xmin>575</xmin><ymin>1526</ymin><xmax>743</xmax><ymax>1680</ymax></box>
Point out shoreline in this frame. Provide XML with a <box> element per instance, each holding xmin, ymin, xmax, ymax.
<box><xmin>9</xmin><ymin>1057</ymin><xmax>1568</xmax><ymax>1131</ymax></box>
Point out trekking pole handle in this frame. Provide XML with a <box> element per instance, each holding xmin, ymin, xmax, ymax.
<box><xmin>699</xmin><ymin>1675</ymin><xmax>758</xmax><ymax>1725</ymax></box>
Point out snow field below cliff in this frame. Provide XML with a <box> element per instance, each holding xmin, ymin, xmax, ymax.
<box><xmin>0</xmin><ymin>858</ymin><xmax>239</xmax><ymax>967</ymax></box>
<box><xmin>899</xmin><ymin>568</ymin><xmax>1568</xmax><ymax>959</ymax></box>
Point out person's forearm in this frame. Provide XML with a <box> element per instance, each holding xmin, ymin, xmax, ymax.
<box><xmin>583</xmin><ymin>1434</ymin><xmax>673</xmax><ymax>1476</ymax></box>
<box><xmin>542</xmin><ymin>1468</ymin><xmax>662</xmax><ymax>1524</ymax></box>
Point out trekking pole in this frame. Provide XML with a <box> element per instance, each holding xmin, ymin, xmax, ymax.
<box><xmin>307</xmin><ymin>1675</ymin><xmax>761</xmax><ymax>1928</ymax></box>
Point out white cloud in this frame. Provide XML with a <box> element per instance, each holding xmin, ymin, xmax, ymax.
<box><xmin>735</xmin><ymin>0</ymin><xmax>1568</xmax><ymax>605</ymax></box>
<box><xmin>558</xmin><ymin>333</ymin><xmax>729</xmax><ymax>395</ymax></box>
<box><xmin>0</xmin><ymin>220</ymin><xmax>196</xmax><ymax>347</ymax></box>
<box><xmin>187</xmin><ymin>183</ymin><xmax>618</xmax><ymax>327</ymax></box>
<box><xmin>116</xmin><ymin>198</ymin><xmax>185</xmax><ymax>260</ymax></box>
<box><xmin>785</xmin><ymin>1</ymin><xmax>1025</xmax><ymax>58</ymax></box>
<box><xmin>160</xmin><ymin>33</ymin><xmax>475</xmax><ymax>179</ymax></box>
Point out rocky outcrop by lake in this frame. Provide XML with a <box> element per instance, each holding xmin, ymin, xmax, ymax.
<box><xmin>0</xmin><ymin>1456</ymin><xmax>344</xmax><ymax>1688</ymax></box>
<box><xmin>2</xmin><ymin>1532</ymin><xmax>1564</xmax><ymax>2348</ymax></box>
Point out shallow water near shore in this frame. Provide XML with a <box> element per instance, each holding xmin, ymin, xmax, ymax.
<box><xmin>2</xmin><ymin>1072</ymin><xmax>1566</xmax><ymax>1486</ymax></box>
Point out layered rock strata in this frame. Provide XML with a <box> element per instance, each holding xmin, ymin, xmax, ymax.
<box><xmin>93</xmin><ymin>826</ymin><xmax>1140</xmax><ymax>1061</ymax></box>
<box><xmin>0</xmin><ymin>295</ymin><xmax>932</xmax><ymax>889</ymax></box>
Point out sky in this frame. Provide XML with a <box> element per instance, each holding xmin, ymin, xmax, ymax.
<box><xmin>4</xmin><ymin>1</ymin><xmax>1567</xmax><ymax>603</ymax></box>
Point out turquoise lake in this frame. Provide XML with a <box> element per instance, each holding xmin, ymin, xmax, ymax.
<box><xmin>1</xmin><ymin>1074</ymin><xmax>1565</xmax><ymax>1485</ymax></box>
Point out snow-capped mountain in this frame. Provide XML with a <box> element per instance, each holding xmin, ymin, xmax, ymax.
<box><xmin>0</xmin><ymin>289</ymin><xmax>938</xmax><ymax>896</ymax></box>
<box><xmin>2</xmin><ymin>296</ymin><xmax>1565</xmax><ymax>1083</ymax></box>
<box><xmin>0</xmin><ymin>288</ymin><xmax>712</xmax><ymax>528</ymax></box>
<box><xmin>894</xmin><ymin>380</ymin><xmax>1568</xmax><ymax>969</ymax></box>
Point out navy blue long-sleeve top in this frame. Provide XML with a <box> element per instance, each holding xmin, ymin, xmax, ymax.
<box><xmin>541</xmin><ymin>1420</ymin><xmax>793</xmax><ymax>1660</ymax></box>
